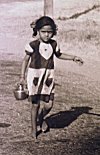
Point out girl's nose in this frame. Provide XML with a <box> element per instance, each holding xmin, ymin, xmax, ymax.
<box><xmin>45</xmin><ymin>32</ymin><xmax>49</xmax><ymax>37</ymax></box>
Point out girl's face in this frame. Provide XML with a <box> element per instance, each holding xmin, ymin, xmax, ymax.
<box><xmin>39</xmin><ymin>25</ymin><xmax>53</xmax><ymax>43</ymax></box>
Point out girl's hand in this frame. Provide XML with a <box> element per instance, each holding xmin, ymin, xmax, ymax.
<box><xmin>73</xmin><ymin>56</ymin><xmax>84</xmax><ymax>66</ymax></box>
<box><xmin>15</xmin><ymin>77</ymin><xmax>26</xmax><ymax>88</ymax></box>
<box><xmin>19</xmin><ymin>76</ymin><xmax>26</xmax><ymax>85</ymax></box>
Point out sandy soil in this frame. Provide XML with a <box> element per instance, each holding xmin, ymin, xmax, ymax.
<box><xmin>0</xmin><ymin>0</ymin><xmax>100</xmax><ymax>155</ymax></box>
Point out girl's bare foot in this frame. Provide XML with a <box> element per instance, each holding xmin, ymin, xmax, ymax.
<box><xmin>42</xmin><ymin>120</ymin><xmax>49</xmax><ymax>133</ymax></box>
<box><xmin>32</xmin><ymin>133</ymin><xmax>39</xmax><ymax>143</ymax></box>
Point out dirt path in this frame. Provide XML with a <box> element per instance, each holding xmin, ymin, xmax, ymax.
<box><xmin>0</xmin><ymin>58</ymin><xmax>100</xmax><ymax>155</ymax></box>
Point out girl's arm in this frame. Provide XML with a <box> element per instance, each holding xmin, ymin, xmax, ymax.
<box><xmin>58</xmin><ymin>53</ymin><xmax>83</xmax><ymax>64</ymax></box>
<box><xmin>20</xmin><ymin>54</ymin><xmax>30</xmax><ymax>80</ymax></box>
<box><xmin>59</xmin><ymin>53</ymin><xmax>75</xmax><ymax>60</ymax></box>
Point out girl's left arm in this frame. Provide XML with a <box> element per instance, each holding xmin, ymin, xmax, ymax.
<box><xmin>58</xmin><ymin>53</ymin><xmax>83</xmax><ymax>64</ymax></box>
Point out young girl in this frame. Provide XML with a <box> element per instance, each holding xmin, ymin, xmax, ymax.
<box><xmin>20</xmin><ymin>16</ymin><xmax>83</xmax><ymax>140</ymax></box>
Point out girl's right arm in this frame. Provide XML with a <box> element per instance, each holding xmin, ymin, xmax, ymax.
<box><xmin>20</xmin><ymin>54</ymin><xmax>30</xmax><ymax>83</ymax></box>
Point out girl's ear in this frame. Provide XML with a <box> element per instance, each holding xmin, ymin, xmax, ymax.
<box><xmin>37</xmin><ymin>31</ymin><xmax>39</xmax><ymax>35</ymax></box>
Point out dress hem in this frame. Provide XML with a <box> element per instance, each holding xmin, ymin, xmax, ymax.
<box><xmin>28</xmin><ymin>93</ymin><xmax>54</xmax><ymax>103</ymax></box>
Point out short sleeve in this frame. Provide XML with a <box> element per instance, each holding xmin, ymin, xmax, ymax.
<box><xmin>25</xmin><ymin>43</ymin><xmax>34</xmax><ymax>55</ymax></box>
<box><xmin>54</xmin><ymin>44</ymin><xmax>62</xmax><ymax>58</ymax></box>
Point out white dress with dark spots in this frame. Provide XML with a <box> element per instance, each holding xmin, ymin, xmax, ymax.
<box><xmin>25</xmin><ymin>39</ymin><xmax>61</xmax><ymax>103</ymax></box>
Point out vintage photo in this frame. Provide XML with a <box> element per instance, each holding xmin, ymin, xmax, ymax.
<box><xmin>0</xmin><ymin>0</ymin><xmax>100</xmax><ymax>154</ymax></box>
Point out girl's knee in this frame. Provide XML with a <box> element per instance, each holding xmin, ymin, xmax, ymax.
<box><xmin>49</xmin><ymin>100</ymin><xmax>53</xmax><ymax>108</ymax></box>
<box><xmin>31</xmin><ymin>102</ymin><xmax>40</xmax><ymax>110</ymax></box>
<box><xmin>44</xmin><ymin>100</ymin><xmax>53</xmax><ymax>110</ymax></box>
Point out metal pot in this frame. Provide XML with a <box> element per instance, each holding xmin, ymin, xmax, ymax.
<box><xmin>14</xmin><ymin>84</ymin><xmax>28</xmax><ymax>100</ymax></box>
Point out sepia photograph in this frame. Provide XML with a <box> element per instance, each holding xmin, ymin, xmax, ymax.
<box><xmin>0</xmin><ymin>0</ymin><xmax>100</xmax><ymax>154</ymax></box>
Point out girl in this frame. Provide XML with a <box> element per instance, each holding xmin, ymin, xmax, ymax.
<box><xmin>20</xmin><ymin>16</ymin><xmax>83</xmax><ymax>140</ymax></box>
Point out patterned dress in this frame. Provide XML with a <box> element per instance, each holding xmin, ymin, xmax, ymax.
<box><xmin>25</xmin><ymin>39</ymin><xmax>61</xmax><ymax>103</ymax></box>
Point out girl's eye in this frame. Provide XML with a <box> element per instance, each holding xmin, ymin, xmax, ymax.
<box><xmin>48</xmin><ymin>31</ymin><xmax>53</xmax><ymax>33</ymax></box>
<box><xmin>41</xmin><ymin>31</ymin><xmax>53</xmax><ymax>33</ymax></box>
<box><xmin>41</xmin><ymin>31</ymin><xmax>46</xmax><ymax>33</ymax></box>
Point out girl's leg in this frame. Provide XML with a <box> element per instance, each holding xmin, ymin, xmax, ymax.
<box><xmin>31</xmin><ymin>102</ymin><xmax>40</xmax><ymax>139</ymax></box>
<box><xmin>39</xmin><ymin>100</ymin><xmax>53</xmax><ymax>131</ymax></box>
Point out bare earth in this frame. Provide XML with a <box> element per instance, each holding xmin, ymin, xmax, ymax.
<box><xmin>0</xmin><ymin>0</ymin><xmax>100</xmax><ymax>155</ymax></box>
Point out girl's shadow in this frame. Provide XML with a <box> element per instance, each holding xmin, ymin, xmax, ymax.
<box><xmin>46</xmin><ymin>106</ymin><xmax>99</xmax><ymax>129</ymax></box>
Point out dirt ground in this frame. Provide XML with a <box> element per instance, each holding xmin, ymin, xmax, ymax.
<box><xmin>0</xmin><ymin>0</ymin><xmax>100</xmax><ymax>155</ymax></box>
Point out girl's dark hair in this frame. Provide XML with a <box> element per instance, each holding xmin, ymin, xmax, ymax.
<box><xmin>31</xmin><ymin>16</ymin><xmax>57</xmax><ymax>36</ymax></box>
